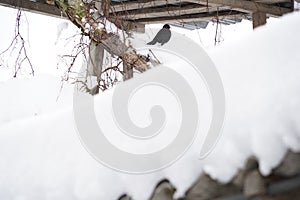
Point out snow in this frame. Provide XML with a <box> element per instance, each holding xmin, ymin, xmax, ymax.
<box><xmin>0</xmin><ymin>6</ymin><xmax>300</xmax><ymax>200</ymax></box>
<box><xmin>0</xmin><ymin>6</ymin><xmax>82</xmax><ymax>81</ymax></box>
<box><xmin>0</xmin><ymin>75</ymin><xmax>73</xmax><ymax>126</ymax></box>
<box><xmin>55</xmin><ymin>22</ymin><xmax>69</xmax><ymax>44</ymax></box>
<box><xmin>206</xmin><ymin>11</ymin><xmax>300</xmax><ymax>178</ymax></box>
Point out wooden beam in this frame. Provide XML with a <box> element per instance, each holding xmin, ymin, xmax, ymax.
<box><xmin>114</xmin><ymin>4</ymin><xmax>230</xmax><ymax>19</ymax></box>
<box><xmin>254</xmin><ymin>0</ymin><xmax>291</xmax><ymax>4</ymax></box>
<box><xmin>0</xmin><ymin>0</ymin><xmax>62</xmax><ymax>18</ymax></box>
<box><xmin>88</xmin><ymin>41</ymin><xmax>104</xmax><ymax>78</ymax></box>
<box><xmin>95</xmin><ymin>0</ymin><xmax>145</xmax><ymax>32</ymax></box>
<box><xmin>115</xmin><ymin>4</ymin><xmax>206</xmax><ymax>18</ymax></box>
<box><xmin>252</xmin><ymin>11</ymin><xmax>267</xmax><ymax>28</ymax></box>
<box><xmin>132</xmin><ymin>10</ymin><xmax>247</xmax><ymax>24</ymax></box>
<box><xmin>121</xmin><ymin>21</ymin><xmax>145</xmax><ymax>32</ymax></box>
<box><xmin>111</xmin><ymin>0</ymin><xmax>182</xmax><ymax>12</ymax></box>
<box><xmin>186</xmin><ymin>0</ymin><xmax>291</xmax><ymax>16</ymax></box>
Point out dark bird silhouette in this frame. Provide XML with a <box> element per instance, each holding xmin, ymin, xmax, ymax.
<box><xmin>147</xmin><ymin>24</ymin><xmax>171</xmax><ymax>46</ymax></box>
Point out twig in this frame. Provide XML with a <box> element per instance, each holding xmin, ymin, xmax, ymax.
<box><xmin>149</xmin><ymin>49</ymin><xmax>161</xmax><ymax>64</ymax></box>
<box><xmin>0</xmin><ymin>9</ymin><xmax>34</xmax><ymax>77</ymax></box>
<box><xmin>214</xmin><ymin>7</ymin><xmax>220</xmax><ymax>46</ymax></box>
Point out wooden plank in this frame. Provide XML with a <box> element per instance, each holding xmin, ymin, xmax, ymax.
<box><xmin>254</xmin><ymin>0</ymin><xmax>291</xmax><ymax>4</ymax></box>
<box><xmin>186</xmin><ymin>0</ymin><xmax>291</xmax><ymax>16</ymax></box>
<box><xmin>0</xmin><ymin>0</ymin><xmax>292</xmax><ymax>31</ymax></box>
<box><xmin>114</xmin><ymin>4</ymin><xmax>206</xmax><ymax>18</ymax></box>
<box><xmin>93</xmin><ymin>0</ymin><xmax>145</xmax><ymax>32</ymax></box>
<box><xmin>120</xmin><ymin>20</ymin><xmax>146</xmax><ymax>32</ymax></box>
<box><xmin>0</xmin><ymin>0</ymin><xmax>62</xmax><ymax>18</ymax></box>
<box><xmin>252</xmin><ymin>11</ymin><xmax>267</xmax><ymax>28</ymax></box>
<box><xmin>111</xmin><ymin>0</ymin><xmax>182</xmax><ymax>12</ymax></box>
<box><xmin>133</xmin><ymin>10</ymin><xmax>247</xmax><ymax>24</ymax></box>
<box><xmin>88</xmin><ymin>41</ymin><xmax>104</xmax><ymax>78</ymax></box>
<box><xmin>114</xmin><ymin>4</ymin><xmax>230</xmax><ymax>19</ymax></box>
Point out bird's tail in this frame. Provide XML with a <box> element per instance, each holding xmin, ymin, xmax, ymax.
<box><xmin>147</xmin><ymin>40</ymin><xmax>156</xmax><ymax>45</ymax></box>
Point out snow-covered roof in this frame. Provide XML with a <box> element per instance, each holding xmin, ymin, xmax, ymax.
<box><xmin>0</xmin><ymin>9</ymin><xmax>299</xmax><ymax>199</ymax></box>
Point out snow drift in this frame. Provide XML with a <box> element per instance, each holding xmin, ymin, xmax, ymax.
<box><xmin>0</xmin><ymin>11</ymin><xmax>300</xmax><ymax>200</ymax></box>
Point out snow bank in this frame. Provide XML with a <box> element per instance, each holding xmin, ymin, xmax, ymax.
<box><xmin>204</xmin><ymin>11</ymin><xmax>300</xmax><ymax>180</ymax></box>
<box><xmin>0</xmin><ymin>11</ymin><xmax>300</xmax><ymax>200</ymax></box>
<box><xmin>0</xmin><ymin>75</ymin><xmax>73</xmax><ymax>126</ymax></box>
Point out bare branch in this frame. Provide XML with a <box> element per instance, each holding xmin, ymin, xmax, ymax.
<box><xmin>54</xmin><ymin>0</ymin><xmax>149</xmax><ymax>74</ymax></box>
<box><xmin>0</xmin><ymin>9</ymin><xmax>34</xmax><ymax>77</ymax></box>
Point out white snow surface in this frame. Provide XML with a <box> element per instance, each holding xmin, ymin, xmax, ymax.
<box><xmin>0</xmin><ymin>11</ymin><xmax>300</xmax><ymax>200</ymax></box>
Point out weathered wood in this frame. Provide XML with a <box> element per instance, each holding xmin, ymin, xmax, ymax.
<box><xmin>252</xmin><ymin>11</ymin><xmax>267</xmax><ymax>28</ymax></box>
<box><xmin>255</xmin><ymin>0</ymin><xmax>291</xmax><ymax>3</ymax></box>
<box><xmin>133</xmin><ymin>10</ymin><xmax>246</xmax><ymax>24</ymax></box>
<box><xmin>186</xmin><ymin>0</ymin><xmax>291</xmax><ymax>16</ymax></box>
<box><xmin>92</xmin><ymin>31</ymin><xmax>148</xmax><ymax>72</ymax></box>
<box><xmin>114</xmin><ymin>4</ymin><xmax>230</xmax><ymax>19</ymax></box>
<box><xmin>101</xmin><ymin>0</ymin><xmax>111</xmax><ymax>16</ymax></box>
<box><xmin>94</xmin><ymin>0</ymin><xmax>145</xmax><ymax>32</ymax></box>
<box><xmin>110</xmin><ymin>18</ymin><xmax>146</xmax><ymax>32</ymax></box>
<box><xmin>54</xmin><ymin>0</ymin><xmax>149</xmax><ymax>74</ymax></box>
<box><xmin>111</xmin><ymin>0</ymin><xmax>182</xmax><ymax>12</ymax></box>
<box><xmin>0</xmin><ymin>0</ymin><xmax>62</xmax><ymax>18</ymax></box>
<box><xmin>88</xmin><ymin>42</ymin><xmax>104</xmax><ymax>79</ymax></box>
<box><xmin>0</xmin><ymin>0</ymin><xmax>143</xmax><ymax>32</ymax></box>
<box><xmin>115</xmin><ymin>4</ymin><xmax>205</xmax><ymax>18</ymax></box>
<box><xmin>0</xmin><ymin>0</ymin><xmax>293</xmax><ymax>29</ymax></box>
